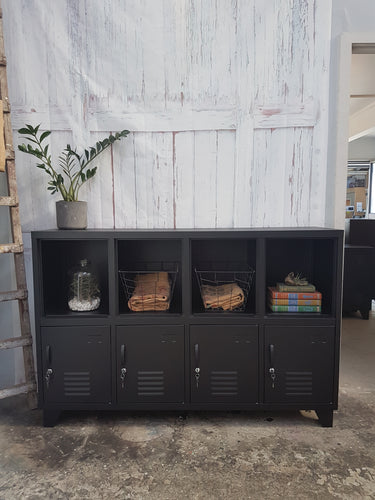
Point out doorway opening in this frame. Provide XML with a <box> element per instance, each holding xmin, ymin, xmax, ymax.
<box><xmin>346</xmin><ymin>45</ymin><xmax>375</xmax><ymax>223</ymax></box>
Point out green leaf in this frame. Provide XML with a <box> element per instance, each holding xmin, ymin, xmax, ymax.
<box><xmin>84</xmin><ymin>149</ymin><xmax>89</xmax><ymax>160</ymax></box>
<box><xmin>40</xmin><ymin>130</ymin><xmax>51</xmax><ymax>142</ymax></box>
<box><xmin>81</xmin><ymin>172</ymin><xmax>86</xmax><ymax>182</ymax></box>
<box><xmin>18</xmin><ymin>144</ymin><xmax>27</xmax><ymax>152</ymax></box>
<box><xmin>90</xmin><ymin>147</ymin><xmax>96</xmax><ymax>158</ymax></box>
<box><xmin>18</xmin><ymin>127</ymin><xmax>33</xmax><ymax>135</ymax></box>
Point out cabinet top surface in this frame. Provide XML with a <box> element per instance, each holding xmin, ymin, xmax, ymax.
<box><xmin>32</xmin><ymin>227</ymin><xmax>344</xmax><ymax>238</ymax></box>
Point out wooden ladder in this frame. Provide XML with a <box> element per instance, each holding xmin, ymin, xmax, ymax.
<box><xmin>0</xmin><ymin>5</ymin><xmax>37</xmax><ymax>404</ymax></box>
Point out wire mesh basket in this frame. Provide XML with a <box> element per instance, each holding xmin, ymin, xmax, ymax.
<box><xmin>195</xmin><ymin>262</ymin><xmax>255</xmax><ymax>312</ymax></box>
<box><xmin>119</xmin><ymin>262</ymin><xmax>178</xmax><ymax>312</ymax></box>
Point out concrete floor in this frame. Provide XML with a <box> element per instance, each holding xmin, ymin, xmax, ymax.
<box><xmin>0</xmin><ymin>313</ymin><xmax>374</xmax><ymax>500</ymax></box>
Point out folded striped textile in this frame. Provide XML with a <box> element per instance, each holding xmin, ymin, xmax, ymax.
<box><xmin>201</xmin><ymin>282</ymin><xmax>244</xmax><ymax>311</ymax></box>
<box><xmin>128</xmin><ymin>272</ymin><xmax>171</xmax><ymax>312</ymax></box>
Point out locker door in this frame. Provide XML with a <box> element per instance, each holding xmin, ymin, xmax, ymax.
<box><xmin>41</xmin><ymin>326</ymin><xmax>111</xmax><ymax>404</ymax></box>
<box><xmin>116</xmin><ymin>325</ymin><xmax>184</xmax><ymax>403</ymax></box>
<box><xmin>264</xmin><ymin>326</ymin><xmax>335</xmax><ymax>403</ymax></box>
<box><xmin>190</xmin><ymin>325</ymin><xmax>258</xmax><ymax>404</ymax></box>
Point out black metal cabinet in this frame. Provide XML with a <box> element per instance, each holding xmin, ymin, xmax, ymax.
<box><xmin>190</xmin><ymin>325</ymin><xmax>258</xmax><ymax>404</ymax></box>
<box><xmin>41</xmin><ymin>326</ymin><xmax>111</xmax><ymax>404</ymax></box>
<box><xmin>264</xmin><ymin>326</ymin><xmax>335</xmax><ymax>404</ymax></box>
<box><xmin>116</xmin><ymin>325</ymin><xmax>184</xmax><ymax>404</ymax></box>
<box><xmin>342</xmin><ymin>245</ymin><xmax>375</xmax><ymax>319</ymax></box>
<box><xmin>32</xmin><ymin>228</ymin><xmax>343</xmax><ymax>427</ymax></box>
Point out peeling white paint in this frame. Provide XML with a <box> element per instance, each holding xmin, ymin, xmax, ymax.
<box><xmin>3</xmin><ymin>0</ymin><xmax>332</xmax><ymax>231</ymax></box>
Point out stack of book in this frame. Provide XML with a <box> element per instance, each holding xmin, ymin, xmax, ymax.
<box><xmin>268</xmin><ymin>284</ymin><xmax>322</xmax><ymax>313</ymax></box>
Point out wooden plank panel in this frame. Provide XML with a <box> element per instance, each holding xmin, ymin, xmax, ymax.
<box><xmin>11</xmin><ymin>108</ymin><xmax>236</xmax><ymax>133</ymax></box>
<box><xmin>114</xmin><ymin>133</ymin><xmax>137</xmax><ymax>229</ymax></box>
<box><xmin>186</xmin><ymin>0</ymin><xmax>237</xmax><ymax>109</ymax></box>
<box><xmin>141</xmin><ymin>0</ymin><xmax>167</xmax><ymax>112</ymax></box>
<box><xmin>150</xmin><ymin>132</ymin><xmax>174</xmax><ymax>228</ymax></box>
<box><xmin>252</xmin><ymin>127</ymin><xmax>314</xmax><ymax>227</ymax></box>
<box><xmin>254</xmin><ymin>0</ymin><xmax>315</xmax><ymax>104</ymax></box>
<box><xmin>133</xmin><ymin>132</ymin><xmax>154</xmax><ymax>228</ymax></box>
<box><xmin>0</xmin><ymin>382</ymin><xmax>36</xmax><ymax>400</ymax></box>
<box><xmin>162</xmin><ymin>0</ymin><xmax>187</xmax><ymax>112</ymax></box>
<box><xmin>283</xmin><ymin>128</ymin><xmax>314</xmax><ymax>226</ymax></box>
<box><xmin>216</xmin><ymin>131</ymin><xmax>236</xmax><ymax>228</ymax></box>
<box><xmin>310</xmin><ymin>0</ymin><xmax>331</xmax><ymax>227</ymax></box>
<box><xmin>0</xmin><ymin>335</ymin><xmax>32</xmax><ymax>351</ymax></box>
<box><xmin>174</xmin><ymin>131</ymin><xmax>195</xmax><ymax>228</ymax></box>
<box><xmin>194</xmin><ymin>131</ymin><xmax>217</xmax><ymax>228</ymax></box>
<box><xmin>0</xmin><ymin>289</ymin><xmax>27</xmax><ymax>302</ymax></box>
<box><xmin>233</xmin><ymin>0</ymin><xmax>255</xmax><ymax>227</ymax></box>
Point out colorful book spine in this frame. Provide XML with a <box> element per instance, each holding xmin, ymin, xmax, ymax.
<box><xmin>268</xmin><ymin>287</ymin><xmax>322</xmax><ymax>300</ymax></box>
<box><xmin>269</xmin><ymin>298</ymin><xmax>321</xmax><ymax>306</ymax></box>
<box><xmin>268</xmin><ymin>304</ymin><xmax>321</xmax><ymax>313</ymax></box>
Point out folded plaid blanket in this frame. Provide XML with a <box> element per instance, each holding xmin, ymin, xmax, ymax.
<box><xmin>201</xmin><ymin>282</ymin><xmax>244</xmax><ymax>311</ymax></box>
<box><xmin>128</xmin><ymin>272</ymin><xmax>171</xmax><ymax>312</ymax></box>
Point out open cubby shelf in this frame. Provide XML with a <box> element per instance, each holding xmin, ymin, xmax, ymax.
<box><xmin>32</xmin><ymin>228</ymin><xmax>343</xmax><ymax>428</ymax></box>
<box><xmin>39</xmin><ymin>239</ymin><xmax>109</xmax><ymax>316</ymax></box>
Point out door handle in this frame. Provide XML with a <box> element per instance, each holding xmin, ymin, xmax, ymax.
<box><xmin>269</xmin><ymin>344</ymin><xmax>276</xmax><ymax>389</ymax></box>
<box><xmin>269</xmin><ymin>344</ymin><xmax>274</xmax><ymax>367</ymax></box>
<box><xmin>194</xmin><ymin>343</ymin><xmax>200</xmax><ymax>389</ymax></box>
<box><xmin>120</xmin><ymin>344</ymin><xmax>126</xmax><ymax>389</ymax></box>
<box><xmin>46</xmin><ymin>344</ymin><xmax>51</xmax><ymax>365</ymax></box>
<box><xmin>194</xmin><ymin>343</ymin><xmax>199</xmax><ymax>367</ymax></box>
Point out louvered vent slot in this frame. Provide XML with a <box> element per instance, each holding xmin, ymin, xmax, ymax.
<box><xmin>210</xmin><ymin>371</ymin><xmax>238</xmax><ymax>396</ymax></box>
<box><xmin>285</xmin><ymin>371</ymin><xmax>313</xmax><ymax>396</ymax></box>
<box><xmin>64</xmin><ymin>371</ymin><xmax>91</xmax><ymax>397</ymax></box>
<box><xmin>137</xmin><ymin>371</ymin><xmax>165</xmax><ymax>396</ymax></box>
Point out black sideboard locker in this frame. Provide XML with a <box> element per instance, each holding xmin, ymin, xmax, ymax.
<box><xmin>32</xmin><ymin>228</ymin><xmax>343</xmax><ymax>427</ymax></box>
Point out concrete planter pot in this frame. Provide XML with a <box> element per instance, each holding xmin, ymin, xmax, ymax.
<box><xmin>56</xmin><ymin>201</ymin><xmax>87</xmax><ymax>229</ymax></box>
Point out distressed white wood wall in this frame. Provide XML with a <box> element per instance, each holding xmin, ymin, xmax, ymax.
<box><xmin>3</xmin><ymin>0</ymin><xmax>332</xmax><ymax>231</ymax></box>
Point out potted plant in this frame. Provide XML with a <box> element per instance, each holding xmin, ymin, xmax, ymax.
<box><xmin>18</xmin><ymin>124</ymin><xmax>129</xmax><ymax>229</ymax></box>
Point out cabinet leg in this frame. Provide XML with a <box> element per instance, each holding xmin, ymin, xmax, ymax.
<box><xmin>360</xmin><ymin>308</ymin><xmax>370</xmax><ymax>320</ymax></box>
<box><xmin>43</xmin><ymin>409</ymin><xmax>61</xmax><ymax>427</ymax></box>
<box><xmin>316</xmin><ymin>409</ymin><xmax>333</xmax><ymax>427</ymax></box>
